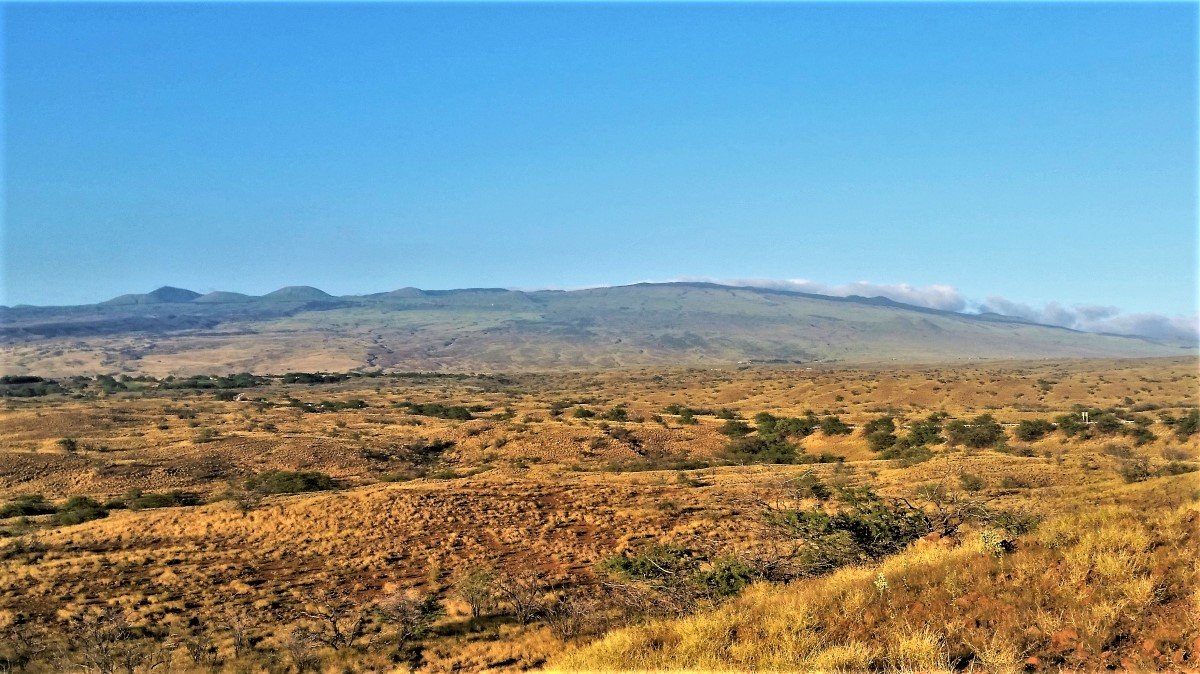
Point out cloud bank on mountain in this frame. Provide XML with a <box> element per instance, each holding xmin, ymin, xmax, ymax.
<box><xmin>686</xmin><ymin>277</ymin><xmax>1197</xmax><ymax>343</ymax></box>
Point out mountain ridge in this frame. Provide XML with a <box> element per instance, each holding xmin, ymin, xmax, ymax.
<box><xmin>0</xmin><ymin>282</ymin><xmax>1191</xmax><ymax>376</ymax></box>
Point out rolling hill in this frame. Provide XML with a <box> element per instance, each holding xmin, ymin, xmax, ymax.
<box><xmin>0</xmin><ymin>282</ymin><xmax>1190</xmax><ymax>376</ymax></box>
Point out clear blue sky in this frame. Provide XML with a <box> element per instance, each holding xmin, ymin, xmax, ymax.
<box><xmin>3</xmin><ymin>2</ymin><xmax>1197</xmax><ymax>315</ymax></box>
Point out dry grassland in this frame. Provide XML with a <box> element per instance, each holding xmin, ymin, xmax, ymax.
<box><xmin>0</xmin><ymin>357</ymin><xmax>1197</xmax><ymax>672</ymax></box>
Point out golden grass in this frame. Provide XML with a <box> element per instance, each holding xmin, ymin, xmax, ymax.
<box><xmin>551</xmin><ymin>485</ymin><xmax>1200</xmax><ymax>672</ymax></box>
<box><xmin>0</xmin><ymin>358</ymin><xmax>1196</xmax><ymax>671</ymax></box>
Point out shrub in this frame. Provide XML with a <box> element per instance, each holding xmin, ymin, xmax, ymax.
<box><xmin>720</xmin><ymin>419</ymin><xmax>752</xmax><ymax>437</ymax></box>
<box><xmin>879</xmin><ymin>444</ymin><xmax>932</xmax><ymax>466</ymax></box>
<box><xmin>1117</xmin><ymin>458</ymin><xmax>1152</xmax><ymax>483</ymax></box>
<box><xmin>600</xmin><ymin>405</ymin><xmax>629</xmax><ymax>422</ymax></box>
<box><xmin>902</xmin><ymin>414</ymin><xmax>945</xmax><ymax>446</ymax></box>
<box><xmin>193</xmin><ymin>428</ymin><xmax>220</xmax><ymax>444</ymax></box>
<box><xmin>455</xmin><ymin>567</ymin><xmax>498</xmax><ymax>618</ymax></box>
<box><xmin>52</xmin><ymin>496</ymin><xmax>107</xmax><ymax>525</ymax></box>
<box><xmin>1014</xmin><ymin>419</ymin><xmax>1054</xmax><ymax>442</ymax></box>
<box><xmin>1</xmin><ymin>494</ymin><xmax>57</xmax><ymax>518</ymax></box>
<box><xmin>245</xmin><ymin>471</ymin><xmax>337</xmax><ymax>494</ymax></box>
<box><xmin>399</xmin><ymin>401</ymin><xmax>471</xmax><ymax>420</ymax></box>
<box><xmin>573</xmin><ymin>407</ymin><xmax>596</xmax><ymax>419</ymax></box>
<box><xmin>724</xmin><ymin>436</ymin><xmax>799</xmax><ymax>464</ymax></box>
<box><xmin>765</xmin><ymin>487</ymin><xmax>932</xmax><ymax>569</ymax></box>
<box><xmin>945</xmin><ymin>414</ymin><xmax>1004</xmax><ymax>448</ymax></box>
<box><xmin>601</xmin><ymin>544</ymin><xmax>694</xmax><ymax>581</ymax></box>
<box><xmin>1160</xmin><ymin>461</ymin><xmax>1198</xmax><ymax>476</ymax></box>
<box><xmin>126</xmin><ymin>490</ymin><xmax>201</xmax><ymax>510</ymax></box>
<box><xmin>863</xmin><ymin>416</ymin><xmax>897</xmax><ymax>451</ymax></box>
<box><xmin>694</xmin><ymin>557</ymin><xmax>757</xmax><ymax>599</ymax></box>
<box><xmin>1055</xmin><ymin>413</ymin><xmax>1088</xmax><ymax>438</ymax></box>
<box><xmin>958</xmin><ymin>473</ymin><xmax>986</xmax><ymax>492</ymax></box>
<box><xmin>1174</xmin><ymin>409</ymin><xmax>1199</xmax><ymax>440</ymax></box>
<box><xmin>819</xmin><ymin>416</ymin><xmax>852</xmax><ymax>436</ymax></box>
<box><xmin>57</xmin><ymin>438</ymin><xmax>79</xmax><ymax>452</ymax></box>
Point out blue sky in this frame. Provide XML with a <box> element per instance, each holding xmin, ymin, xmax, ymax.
<box><xmin>3</xmin><ymin>3</ymin><xmax>1197</xmax><ymax>326</ymax></box>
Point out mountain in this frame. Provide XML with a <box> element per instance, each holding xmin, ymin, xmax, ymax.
<box><xmin>260</xmin><ymin>286</ymin><xmax>337</xmax><ymax>302</ymax></box>
<box><xmin>100</xmin><ymin>285</ymin><xmax>202</xmax><ymax>305</ymax></box>
<box><xmin>193</xmin><ymin>291</ymin><xmax>254</xmax><ymax>304</ymax></box>
<box><xmin>1</xmin><ymin>282</ymin><xmax>1190</xmax><ymax>376</ymax></box>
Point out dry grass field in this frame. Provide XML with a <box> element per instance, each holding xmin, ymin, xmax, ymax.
<box><xmin>1</xmin><ymin>357</ymin><xmax>1197</xmax><ymax>672</ymax></box>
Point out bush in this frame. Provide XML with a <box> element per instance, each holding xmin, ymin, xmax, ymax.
<box><xmin>1055</xmin><ymin>413</ymin><xmax>1088</xmax><ymax>438</ymax></box>
<box><xmin>1014</xmin><ymin>419</ymin><xmax>1054</xmax><ymax>442</ymax></box>
<box><xmin>193</xmin><ymin>428</ymin><xmax>220</xmax><ymax>444</ymax></box>
<box><xmin>903</xmin><ymin>414</ymin><xmax>945</xmax><ymax>446</ymax></box>
<box><xmin>863</xmin><ymin>416</ymin><xmax>897</xmax><ymax>451</ymax></box>
<box><xmin>946</xmin><ymin>414</ymin><xmax>1004</xmax><ymax>448</ymax></box>
<box><xmin>1160</xmin><ymin>461</ymin><xmax>1198</xmax><ymax>476</ymax></box>
<box><xmin>126</xmin><ymin>490</ymin><xmax>201</xmax><ymax>510</ymax></box>
<box><xmin>0</xmin><ymin>494</ymin><xmax>57</xmax><ymax>518</ymax></box>
<box><xmin>1174</xmin><ymin>409</ymin><xmax>1199</xmax><ymax>441</ymax></box>
<box><xmin>600</xmin><ymin>405</ymin><xmax>628</xmax><ymax>422</ymax></box>
<box><xmin>1117</xmin><ymin>458</ymin><xmax>1152</xmax><ymax>483</ymax></box>
<box><xmin>958</xmin><ymin>473</ymin><xmax>986</xmax><ymax>492</ymax></box>
<box><xmin>52</xmin><ymin>496</ymin><xmax>107</xmax><ymax>525</ymax></box>
<box><xmin>765</xmin><ymin>487</ymin><xmax>932</xmax><ymax>569</ymax></box>
<box><xmin>57</xmin><ymin>438</ymin><xmax>79</xmax><ymax>452</ymax></box>
<box><xmin>819</xmin><ymin>415</ymin><xmax>852</xmax><ymax>436</ymax></box>
<box><xmin>724</xmin><ymin>436</ymin><xmax>799</xmax><ymax>464</ymax></box>
<box><xmin>720</xmin><ymin>419</ymin><xmax>752</xmax><ymax>437</ymax></box>
<box><xmin>245</xmin><ymin>471</ymin><xmax>337</xmax><ymax>494</ymax></box>
<box><xmin>601</xmin><ymin>544</ymin><xmax>694</xmax><ymax>581</ymax></box>
<box><xmin>399</xmin><ymin>401</ymin><xmax>471</xmax><ymax>420</ymax></box>
<box><xmin>878</xmin><ymin>444</ymin><xmax>933</xmax><ymax>466</ymax></box>
<box><xmin>572</xmin><ymin>407</ymin><xmax>596</xmax><ymax>419</ymax></box>
<box><xmin>694</xmin><ymin>557</ymin><xmax>757</xmax><ymax>599</ymax></box>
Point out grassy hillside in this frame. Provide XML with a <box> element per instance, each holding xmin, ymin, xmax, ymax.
<box><xmin>1</xmin><ymin>359</ymin><xmax>1196</xmax><ymax>672</ymax></box>
<box><xmin>0</xmin><ymin>283</ymin><xmax>1188</xmax><ymax>376</ymax></box>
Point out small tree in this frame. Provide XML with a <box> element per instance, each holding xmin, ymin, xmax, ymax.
<box><xmin>454</xmin><ymin>566</ymin><xmax>497</xmax><ymax>619</ymax></box>
<box><xmin>294</xmin><ymin>590</ymin><xmax>370</xmax><ymax>650</ymax></box>
<box><xmin>375</xmin><ymin>590</ymin><xmax>442</xmax><ymax>651</ymax></box>
<box><xmin>495</xmin><ymin>571</ymin><xmax>546</xmax><ymax>625</ymax></box>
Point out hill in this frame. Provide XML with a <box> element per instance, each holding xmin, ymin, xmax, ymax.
<box><xmin>0</xmin><ymin>282</ymin><xmax>1189</xmax><ymax>376</ymax></box>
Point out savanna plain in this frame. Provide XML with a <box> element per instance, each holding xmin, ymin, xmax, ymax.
<box><xmin>1</xmin><ymin>357</ymin><xmax>1198</xmax><ymax>673</ymax></box>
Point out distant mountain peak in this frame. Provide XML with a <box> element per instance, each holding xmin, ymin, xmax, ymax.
<box><xmin>261</xmin><ymin>286</ymin><xmax>335</xmax><ymax>301</ymax></box>
<box><xmin>147</xmin><ymin>286</ymin><xmax>201</xmax><ymax>302</ymax></box>
<box><xmin>102</xmin><ymin>286</ymin><xmax>200</xmax><ymax>305</ymax></box>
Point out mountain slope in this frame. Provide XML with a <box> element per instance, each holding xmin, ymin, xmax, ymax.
<box><xmin>0</xmin><ymin>283</ymin><xmax>1189</xmax><ymax>375</ymax></box>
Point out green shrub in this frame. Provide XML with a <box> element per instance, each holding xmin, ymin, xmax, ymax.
<box><xmin>1160</xmin><ymin>461</ymin><xmax>1198</xmax><ymax>477</ymax></box>
<box><xmin>946</xmin><ymin>414</ymin><xmax>1004</xmax><ymax>448</ymax></box>
<box><xmin>52</xmin><ymin>496</ymin><xmax>107</xmax><ymax>525</ymax></box>
<box><xmin>600</xmin><ymin>405</ymin><xmax>628</xmax><ymax>422</ymax></box>
<box><xmin>1174</xmin><ymin>410</ymin><xmax>1199</xmax><ymax>441</ymax></box>
<box><xmin>1014</xmin><ymin>419</ymin><xmax>1054</xmax><ymax>442</ymax></box>
<box><xmin>720</xmin><ymin>419</ymin><xmax>752</xmax><ymax>437</ymax></box>
<box><xmin>694</xmin><ymin>557</ymin><xmax>757</xmax><ymax>598</ymax></box>
<box><xmin>958</xmin><ymin>473</ymin><xmax>986</xmax><ymax>492</ymax></box>
<box><xmin>724</xmin><ymin>436</ymin><xmax>798</xmax><ymax>464</ymax></box>
<box><xmin>879</xmin><ymin>444</ymin><xmax>933</xmax><ymax>466</ymax></box>
<box><xmin>127</xmin><ymin>490</ymin><xmax>201</xmax><ymax>510</ymax></box>
<box><xmin>0</xmin><ymin>494</ymin><xmax>57</xmax><ymax>518</ymax></box>
<box><xmin>765</xmin><ymin>487</ymin><xmax>931</xmax><ymax>570</ymax></box>
<box><xmin>245</xmin><ymin>470</ymin><xmax>337</xmax><ymax>494</ymax></box>
<box><xmin>600</xmin><ymin>544</ymin><xmax>693</xmax><ymax>580</ymax></box>
<box><xmin>819</xmin><ymin>415</ymin><xmax>852</xmax><ymax>436</ymax></box>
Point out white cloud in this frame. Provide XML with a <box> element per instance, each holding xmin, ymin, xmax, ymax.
<box><xmin>672</xmin><ymin>277</ymin><xmax>1197</xmax><ymax>343</ymax></box>
<box><xmin>681</xmin><ymin>277</ymin><xmax>969</xmax><ymax>312</ymax></box>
